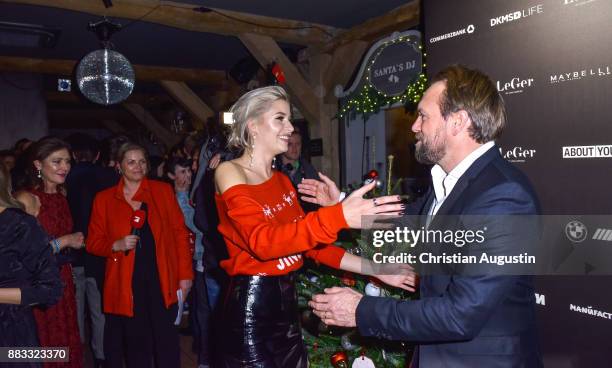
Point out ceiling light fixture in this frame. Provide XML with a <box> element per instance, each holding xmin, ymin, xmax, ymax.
<box><xmin>75</xmin><ymin>19</ymin><xmax>135</xmax><ymax>106</ymax></box>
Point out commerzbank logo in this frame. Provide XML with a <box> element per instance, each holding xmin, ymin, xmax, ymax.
<box><xmin>490</xmin><ymin>4</ymin><xmax>544</xmax><ymax>27</ymax></box>
<box><xmin>429</xmin><ymin>24</ymin><xmax>475</xmax><ymax>44</ymax></box>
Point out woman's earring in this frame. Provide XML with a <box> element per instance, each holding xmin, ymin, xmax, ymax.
<box><xmin>37</xmin><ymin>169</ymin><xmax>42</xmax><ymax>179</ymax></box>
<box><xmin>249</xmin><ymin>135</ymin><xmax>256</xmax><ymax>168</ymax></box>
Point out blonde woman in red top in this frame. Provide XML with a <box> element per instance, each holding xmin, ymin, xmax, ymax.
<box><xmin>214</xmin><ymin>86</ymin><xmax>414</xmax><ymax>367</ymax></box>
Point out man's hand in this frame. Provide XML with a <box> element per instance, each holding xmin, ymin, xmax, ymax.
<box><xmin>309</xmin><ymin>287</ymin><xmax>363</xmax><ymax>327</ymax></box>
<box><xmin>297</xmin><ymin>172</ymin><xmax>341</xmax><ymax>206</ymax></box>
<box><xmin>208</xmin><ymin>153</ymin><xmax>221</xmax><ymax>170</ymax></box>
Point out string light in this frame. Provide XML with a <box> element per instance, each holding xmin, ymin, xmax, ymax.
<box><xmin>339</xmin><ymin>37</ymin><xmax>427</xmax><ymax>119</ymax></box>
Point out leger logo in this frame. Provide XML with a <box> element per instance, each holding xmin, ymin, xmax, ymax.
<box><xmin>497</xmin><ymin>77</ymin><xmax>534</xmax><ymax>95</ymax></box>
<box><xmin>499</xmin><ymin>147</ymin><xmax>536</xmax><ymax>162</ymax></box>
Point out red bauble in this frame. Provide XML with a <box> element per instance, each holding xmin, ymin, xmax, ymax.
<box><xmin>330</xmin><ymin>351</ymin><xmax>349</xmax><ymax>368</ymax></box>
<box><xmin>341</xmin><ymin>272</ymin><xmax>356</xmax><ymax>287</ymax></box>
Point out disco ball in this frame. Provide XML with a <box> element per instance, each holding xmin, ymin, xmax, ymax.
<box><xmin>76</xmin><ymin>49</ymin><xmax>135</xmax><ymax>105</ymax></box>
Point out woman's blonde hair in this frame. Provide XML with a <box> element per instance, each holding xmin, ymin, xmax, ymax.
<box><xmin>0</xmin><ymin>162</ymin><xmax>24</xmax><ymax>210</ymax></box>
<box><xmin>227</xmin><ymin>86</ymin><xmax>289</xmax><ymax>151</ymax></box>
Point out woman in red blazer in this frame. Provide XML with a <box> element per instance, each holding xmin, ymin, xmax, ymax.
<box><xmin>87</xmin><ymin>142</ymin><xmax>193</xmax><ymax>368</ymax></box>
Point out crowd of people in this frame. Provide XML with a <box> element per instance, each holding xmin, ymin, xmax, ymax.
<box><xmin>0</xmin><ymin>85</ymin><xmax>412</xmax><ymax>368</ymax></box>
<box><xmin>1</xmin><ymin>65</ymin><xmax>538</xmax><ymax>368</ymax></box>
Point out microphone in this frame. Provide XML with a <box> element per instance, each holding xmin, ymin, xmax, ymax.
<box><xmin>125</xmin><ymin>209</ymin><xmax>146</xmax><ymax>255</ymax></box>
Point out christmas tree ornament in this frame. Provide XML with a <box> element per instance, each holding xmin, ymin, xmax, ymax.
<box><xmin>340</xmin><ymin>332</ymin><xmax>359</xmax><ymax>351</ymax></box>
<box><xmin>364</xmin><ymin>282</ymin><xmax>381</xmax><ymax>297</ymax></box>
<box><xmin>363</xmin><ymin>169</ymin><xmax>379</xmax><ymax>185</ymax></box>
<box><xmin>330</xmin><ymin>351</ymin><xmax>350</xmax><ymax>368</ymax></box>
<box><xmin>352</xmin><ymin>355</ymin><xmax>376</xmax><ymax>368</ymax></box>
<box><xmin>341</xmin><ymin>272</ymin><xmax>356</xmax><ymax>287</ymax></box>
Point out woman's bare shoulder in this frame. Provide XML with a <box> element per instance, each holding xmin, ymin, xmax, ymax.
<box><xmin>215</xmin><ymin>160</ymin><xmax>248</xmax><ymax>194</ymax></box>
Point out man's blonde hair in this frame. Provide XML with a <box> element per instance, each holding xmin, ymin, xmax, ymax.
<box><xmin>432</xmin><ymin>65</ymin><xmax>506</xmax><ymax>143</ymax></box>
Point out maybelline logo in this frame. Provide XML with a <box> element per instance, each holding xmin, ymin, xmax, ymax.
<box><xmin>562</xmin><ymin>144</ymin><xmax>612</xmax><ymax>158</ymax></box>
<box><xmin>429</xmin><ymin>24</ymin><xmax>475</xmax><ymax>44</ymax></box>
<box><xmin>550</xmin><ymin>66</ymin><xmax>611</xmax><ymax>84</ymax></box>
<box><xmin>535</xmin><ymin>293</ymin><xmax>546</xmax><ymax>306</ymax></box>
<box><xmin>499</xmin><ymin>146</ymin><xmax>536</xmax><ymax>163</ymax></box>
<box><xmin>563</xmin><ymin>0</ymin><xmax>598</xmax><ymax>7</ymax></box>
<box><xmin>490</xmin><ymin>4</ymin><xmax>544</xmax><ymax>27</ymax></box>
<box><xmin>496</xmin><ymin>77</ymin><xmax>534</xmax><ymax>95</ymax></box>
<box><xmin>592</xmin><ymin>228</ymin><xmax>612</xmax><ymax>241</ymax></box>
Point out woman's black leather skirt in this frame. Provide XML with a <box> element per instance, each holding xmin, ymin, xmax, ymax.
<box><xmin>217</xmin><ymin>273</ymin><xmax>307</xmax><ymax>368</ymax></box>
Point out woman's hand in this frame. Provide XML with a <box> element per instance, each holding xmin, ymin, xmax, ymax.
<box><xmin>179</xmin><ymin>279</ymin><xmax>193</xmax><ymax>301</ymax></box>
<box><xmin>297</xmin><ymin>172</ymin><xmax>341</xmax><ymax>207</ymax></box>
<box><xmin>341</xmin><ymin>182</ymin><xmax>404</xmax><ymax>228</ymax></box>
<box><xmin>58</xmin><ymin>232</ymin><xmax>85</xmax><ymax>249</ymax></box>
<box><xmin>374</xmin><ymin>264</ymin><xmax>417</xmax><ymax>292</ymax></box>
<box><xmin>112</xmin><ymin>235</ymin><xmax>139</xmax><ymax>252</ymax></box>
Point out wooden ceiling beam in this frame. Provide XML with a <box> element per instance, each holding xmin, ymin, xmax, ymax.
<box><xmin>2</xmin><ymin>0</ymin><xmax>338</xmax><ymax>45</ymax></box>
<box><xmin>0</xmin><ymin>56</ymin><xmax>231</xmax><ymax>85</ymax></box>
<box><xmin>239</xmin><ymin>33</ymin><xmax>326</xmax><ymax>125</ymax></box>
<box><xmin>45</xmin><ymin>90</ymin><xmax>173</xmax><ymax>106</ymax></box>
<box><xmin>321</xmin><ymin>1</ymin><xmax>419</xmax><ymax>53</ymax></box>
<box><xmin>320</xmin><ymin>41</ymin><xmax>368</xmax><ymax>103</ymax></box>
<box><xmin>123</xmin><ymin>103</ymin><xmax>180</xmax><ymax>149</ymax></box>
<box><xmin>160</xmin><ymin>80</ymin><xmax>215</xmax><ymax>130</ymax></box>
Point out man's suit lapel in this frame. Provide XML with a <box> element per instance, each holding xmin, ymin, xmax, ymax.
<box><xmin>427</xmin><ymin>145</ymin><xmax>500</xmax><ymax>227</ymax></box>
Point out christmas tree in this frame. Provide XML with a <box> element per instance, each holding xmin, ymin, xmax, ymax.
<box><xmin>298</xmin><ymin>155</ymin><xmax>417</xmax><ymax>367</ymax></box>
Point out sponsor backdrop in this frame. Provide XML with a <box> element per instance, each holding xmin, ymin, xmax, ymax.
<box><xmin>424</xmin><ymin>0</ymin><xmax>612</xmax><ymax>366</ymax></box>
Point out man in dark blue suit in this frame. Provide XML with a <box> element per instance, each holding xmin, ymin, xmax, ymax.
<box><xmin>309</xmin><ymin>65</ymin><xmax>543</xmax><ymax>367</ymax></box>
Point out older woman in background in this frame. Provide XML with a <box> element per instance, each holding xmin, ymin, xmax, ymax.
<box><xmin>0</xmin><ymin>163</ymin><xmax>63</xmax><ymax>368</ymax></box>
<box><xmin>87</xmin><ymin>142</ymin><xmax>193</xmax><ymax>368</ymax></box>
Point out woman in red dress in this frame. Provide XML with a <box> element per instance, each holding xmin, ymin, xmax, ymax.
<box><xmin>25</xmin><ymin>137</ymin><xmax>85</xmax><ymax>367</ymax></box>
